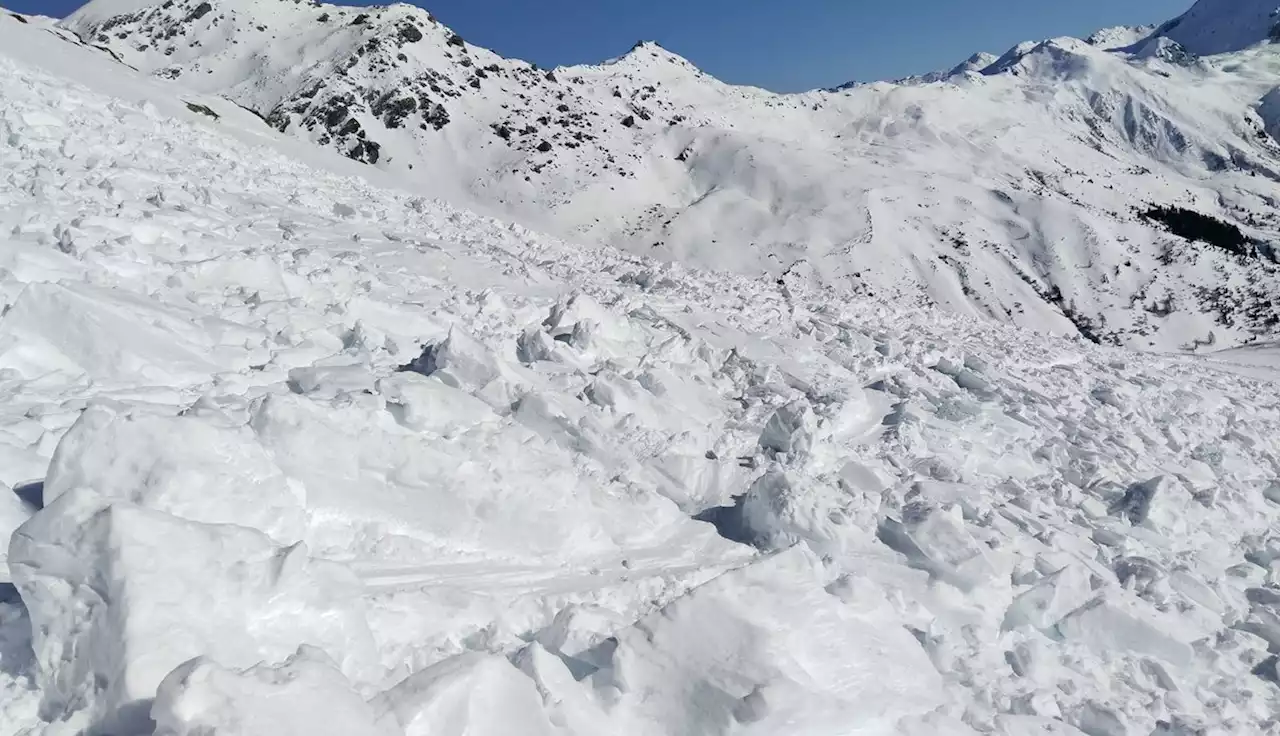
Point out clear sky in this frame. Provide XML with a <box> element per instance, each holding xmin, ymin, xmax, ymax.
<box><xmin>11</xmin><ymin>0</ymin><xmax>1194</xmax><ymax>91</ymax></box>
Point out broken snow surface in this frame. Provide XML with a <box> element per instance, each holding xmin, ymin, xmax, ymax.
<box><xmin>1</xmin><ymin>7</ymin><xmax>1280</xmax><ymax>736</ymax></box>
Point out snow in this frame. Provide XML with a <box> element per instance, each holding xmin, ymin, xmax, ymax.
<box><xmin>373</xmin><ymin>652</ymin><xmax>555</xmax><ymax>736</ymax></box>
<box><xmin>1088</xmin><ymin>26</ymin><xmax>1158</xmax><ymax>51</ymax></box>
<box><xmin>58</xmin><ymin>0</ymin><xmax>1280</xmax><ymax>352</ymax></box>
<box><xmin>10</xmin><ymin>488</ymin><xmax>377</xmax><ymax>734</ymax></box>
<box><xmin>152</xmin><ymin>647</ymin><xmax>395</xmax><ymax>736</ymax></box>
<box><xmin>0</xmin><ymin>2</ymin><xmax>1279</xmax><ymax>736</ymax></box>
<box><xmin>589</xmin><ymin>547</ymin><xmax>951</xmax><ymax>735</ymax></box>
<box><xmin>1159</xmin><ymin>0</ymin><xmax>1280</xmax><ymax>55</ymax></box>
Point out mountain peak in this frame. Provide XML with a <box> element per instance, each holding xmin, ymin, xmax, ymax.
<box><xmin>1156</xmin><ymin>0</ymin><xmax>1280</xmax><ymax>55</ymax></box>
<box><xmin>602</xmin><ymin>39</ymin><xmax>700</xmax><ymax>73</ymax></box>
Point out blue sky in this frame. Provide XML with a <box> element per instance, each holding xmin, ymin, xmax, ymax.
<box><xmin>12</xmin><ymin>0</ymin><xmax>1193</xmax><ymax>90</ymax></box>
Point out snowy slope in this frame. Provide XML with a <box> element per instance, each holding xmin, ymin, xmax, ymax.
<box><xmin>57</xmin><ymin>0</ymin><xmax>1280</xmax><ymax>353</ymax></box>
<box><xmin>1158</xmin><ymin>0</ymin><xmax>1280</xmax><ymax>55</ymax></box>
<box><xmin>5</xmin><ymin>7</ymin><xmax>1280</xmax><ymax>736</ymax></box>
<box><xmin>1088</xmin><ymin>25</ymin><xmax>1159</xmax><ymax>50</ymax></box>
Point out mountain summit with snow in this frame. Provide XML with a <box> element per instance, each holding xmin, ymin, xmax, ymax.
<box><xmin>2</xmin><ymin>2</ymin><xmax>1280</xmax><ymax>735</ymax></box>
<box><xmin>1157</xmin><ymin>0</ymin><xmax>1280</xmax><ymax>55</ymax></box>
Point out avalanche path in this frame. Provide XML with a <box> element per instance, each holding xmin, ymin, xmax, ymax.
<box><xmin>1</xmin><ymin>9</ymin><xmax>1280</xmax><ymax>736</ymax></box>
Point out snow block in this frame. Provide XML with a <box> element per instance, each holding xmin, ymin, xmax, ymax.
<box><xmin>373</xmin><ymin>652</ymin><xmax>555</xmax><ymax>736</ymax></box>
<box><xmin>740</xmin><ymin>471</ymin><xmax>868</xmax><ymax>554</ymax></box>
<box><xmin>758</xmin><ymin>399</ymin><xmax>816</xmax><ymax>458</ymax></box>
<box><xmin>995</xmin><ymin>715</ymin><xmax>1087</xmax><ymax>735</ymax></box>
<box><xmin>8</xmin><ymin>489</ymin><xmax>376</xmax><ymax>734</ymax></box>
<box><xmin>542</xmin><ymin>292</ymin><xmax>637</xmax><ymax>357</ymax></box>
<box><xmin>513</xmin><ymin>643</ymin><xmax>612</xmax><ymax>735</ymax></box>
<box><xmin>651</xmin><ymin>452</ymin><xmax>747</xmax><ymax>511</ymax></box>
<box><xmin>400</xmin><ymin>327</ymin><xmax>503</xmax><ymax>392</ymax></box>
<box><xmin>288</xmin><ymin>364</ymin><xmax>376</xmax><ymax>399</ymax></box>
<box><xmin>1264</xmin><ymin>479</ymin><xmax>1280</xmax><ymax>506</ymax></box>
<box><xmin>152</xmin><ymin>647</ymin><xmax>394</xmax><ymax>736</ymax></box>
<box><xmin>249</xmin><ymin>392</ymin><xmax>698</xmax><ymax>561</ymax></box>
<box><xmin>592</xmin><ymin>546</ymin><xmax>945</xmax><ymax>735</ymax></box>
<box><xmin>1111</xmin><ymin>475</ymin><xmax>1164</xmax><ymax>525</ymax></box>
<box><xmin>377</xmin><ymin>372</ymin><xmax>499</xmax><ymax>434</ymax></box>
<box><xmin>1055</xmin><ymin>592</ymin><xmax>1194</xmax><ymax>666</ymax></box>
<box><xmin>42</xmin><ymin>403</ymin><xmax>306</xmax><ymax>545</ymax></box>
<box><xmin>0</xmin><ymin>481</ymin><xmax>29</xmax><ymax>583</ymax></box>
<box><xmin>878</xmin><ymin>503</ymin><xmax>997</xmax><ymax>592</ymax></box>
<box><xmin>1003</xmin><ymin>564</ymin><xmax>1094</xmax><ymax>631</ymax></box>
<box><xmin>0</xmin><ymin>281</ymin><xmax>244</xmax><ymax>384</ymax></box>
<box><xmin>535</xmin><ymin>603</ymin><xmax>629</xmax><ymax>667</ymax></box>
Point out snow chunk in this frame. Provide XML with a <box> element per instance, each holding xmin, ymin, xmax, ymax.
<box><xmin>42</xmin><ymin>403</ymin><xmax>306</xmax><ymax>544</ymax></box>
<box><xmin>373</xmin><ymin>652</ymin><xmax>555</xmax><ymax>736</ymax></box>
<box><xmin>401</xmin><ymin>327</ymin><xmax>501</xmax><ymax>391</ymax></box>
<box><xmin>514</xmin><ymin>643</ymin><xmax>612</xmax><ymax>735</ymax></box>
<box><xmin>249</xmin><ymin>392</ymin><xmax>701</xmax><ymax>560</ymax></box>
<box><xmin>1003</xmin><ymin>564</ymin><xmax>1094</xmax><ymax>631</ymax></box>
<box><xmin>9</xmin><ymin>489</ymin><xmax>376</xmax><ymax>734</ymax></box>
<box><xmin>995</xmin><ymin>715</ymin><xmax>1088</xmax><ymax>735</ymax></box>
<box><xmin>541</xmin><ymin>293</ymin><xmax>639</xmax><ymax>358</ymax></box>
<box><xmin>534</xmin><ymin>603</ymin><xmax>629</xmax><ymax>669</ymax></box>
<box><xmin>879</xmin><ymin>503</ymin><xmax>999</xmax><ymax>592</ymax></box>
<box><xmin>378</xmin><ymin>372</ymin><xmax>500</xmax><ymax>433</ymax></box>
<box><xmin>1110</xmin><ymin>475</ymin><xmax>1165</xmax><ymax>525</ymax></box>
<box><xmin>758</xmin><ymin>399</ymin><xmax>815</xmax><ymax>458</ymax></box>
<box><xmin>1055</xmin><ymin>592</ymin><xmax>1195</xmax><ymax>666</ymax></box>
<box><xmin>740</xmin><ymin>470</ymin><xmax>871</xmax><ymax>553</ymax></box>
<box><xmin>0</xmin><ymin>282</ymin><xmax>246</xmax><ymax>384</ymax></box>
<box><xmin>592</xmin><ymin>546</ymin><xmax>945</xmax><ymax>734</ymax></box>
<box><xmin>288</xmin><ymin>364</ymin><xmax>376</xmax><ymax>399</ymax></box>
<box><xmin>152</xmin><ymin>647</ymin><xmax>393</xmax><ymax>736</ymax></box>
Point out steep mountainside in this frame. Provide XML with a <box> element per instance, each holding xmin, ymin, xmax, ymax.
<box><xmin>60</xmin><ymin>0</ymin><xmax>1280</xmax><ymax>354</ymax></box>
<box><xmin>1158</xmin><ymin>0</ymin><xmax>1280</xmax><ymax>55</ymax></box>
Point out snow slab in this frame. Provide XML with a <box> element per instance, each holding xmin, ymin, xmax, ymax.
<box><xmin>152</xmin><ymin>647</ymin><xmax>394</xmax><ymax>736</ymax></box>
<box><xmin>589</xmin><ymin>546</ymin><xmax>948</xmax><ymax>735</ymax></box>
<box><xmin>8</xmin><ymin>489</ymin><xmax>376</xmax><ymax>734</ymax></box>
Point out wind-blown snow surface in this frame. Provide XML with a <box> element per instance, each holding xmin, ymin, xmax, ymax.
<box><xmin>59</xmin><ymin>0</ymin><xmax>1280</xmax><ymax>352</ymax></box>
<box><xmin>4</xmin><ymin>7</ymin><xmax>1280</xmax><ymax>736</ymax></box>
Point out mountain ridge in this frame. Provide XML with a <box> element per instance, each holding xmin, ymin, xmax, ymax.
<box><xmin>57</xmin><ymin>0</ymin><xmax>1280</xmax><ymax>353</ymax></box>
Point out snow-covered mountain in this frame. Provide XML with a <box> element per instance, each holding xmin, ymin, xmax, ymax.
<box><xmin>1157</xmin><ymin>0</ymin><xmax>1280</xmax><ymax>55</ymax></box>
<box><xmin>4</xmin><ymin>4</ymin><xmax>1280</xmax><ymax>736</ymax></box>
<box><xmin>59</xmin><ymin>0</ymin><xmax>1280</xmax><ymax>353</ymax></box>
